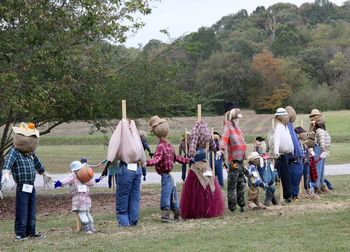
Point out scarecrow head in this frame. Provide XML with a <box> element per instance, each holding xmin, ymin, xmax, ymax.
<box><xmin>285</xmin><ymin>106</ymin><xmax>296</xmax><ymax>123</ymax></box>
<box><xmin>274</xmin><ymin>108</ymin><xmax>289</xmax><ymax>125</ymax></box>
<box><xmin>12</xmin><ymin>122</ymin><xmax>40</xmax><ymax>154</ymax></box>
<box><xmin>247</xmin><ymin>151</ymin><xmax>263</xmax><ymax>167</ymax></box>
<box><xmin>224</xmin><ymin>102</ymin><xmax>242</xmax><ymax>122</ymax></box>
<box><xmin>149</xmin><ymin>115</ymin><xmax>169</xmax><ymax>139</ymax></box>
<box><xmin>295</xmin><ymin>127</ymin><xmax>308</xmax><ymax>142</ymax></box>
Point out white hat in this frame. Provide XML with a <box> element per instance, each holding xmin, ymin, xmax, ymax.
<box><xmin>12</xmin><ymin>122</ymin><xmax>40</xmax><ymax>138</ymax></box>
<box><xmin>247</xmin><ymin>152</ymin><xmax>261</xmax><ymax>162</ymax></box>
<box><xmin>70</xmin><ymin>161</ymin><xmax>85</xmax><ymax>172</ymax></box>
<box><xmin>275</xmin><ymin>108</ymin><xmax>288</xmax><ymax>116</ymax></box>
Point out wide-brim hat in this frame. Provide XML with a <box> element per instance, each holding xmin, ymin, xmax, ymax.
<box><xmin>70</xmin><ymin>161</ymin><xmax>85</xmax><ymax>172</ymax></box>
<box><xmin>256</xmin><ymin>136</ymin><xmax>265</xmax><ymax>142</ymax></box>
<box><xmin>247</xmin><ymin>151</ymin><xmax>261</xmax><ymax>162</ymax></box>
<box><xmin>149</xmin><ymin>115</ymin><xmax>166</xmax><ymax>131</ymax></box>
<box><xmin>294</xmin><ymin>127</ymin><xmax>306</xmax><ymax>135</ymax></box>
<box><xmin>224</xmin><ymin>102</ymin><xmax>239</xmax><ymax>113</ymax></box>
<box><xmin>12</xmin><ymin>122</ymin><xmax>40</xmax><ymax>138</ymax></box>
<box><xmin>213</xmin><ymin>131</ymin><xmax>221</xmax><ymax>137</ymax></box>
<box><xmin>309</xmin><ymin>109</ymin><xmax>321</xmax><ymax>118</ymax></box>
<box><xmin>275</xmin><ymin>108</ymin><xmax>288</xmax><ymax>116</ymax></box>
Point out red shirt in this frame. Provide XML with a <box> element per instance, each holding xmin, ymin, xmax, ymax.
<box><xmin>146</xmin><ymin>139</ymin><xmax>189</xmax><ymax>174</ymax></box>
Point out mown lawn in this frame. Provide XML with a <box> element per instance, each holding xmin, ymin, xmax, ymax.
<box><xmin>1</xmin><ymin>175</ymin><xmax>350</xmax><ymax>251</ymax></box>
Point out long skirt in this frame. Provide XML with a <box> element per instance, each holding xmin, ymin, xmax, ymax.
<box><xmin>180</xmin><ymin>169</ymin><xmax>225</xmax><ymax>219</ymax></box>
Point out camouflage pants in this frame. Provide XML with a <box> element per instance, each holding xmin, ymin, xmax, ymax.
<box><xmin>227</xmin><ymin>162</ymin><xmax>246</xmax><ymax>212</ymax></box>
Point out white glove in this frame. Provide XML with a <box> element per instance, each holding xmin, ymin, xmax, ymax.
<box><xmin>42</xmin><ymin>172</ymin><xmax>53</xmax><ymax>188</ymax></box>
<box><xmin>308</xmin><ymin>148</ymin><xmax>315</xmax><ymax>157</ymax></box>
<box><xmin>0</xmin><ymin>190</ymin><xmax>3</xmax><ymax>200</ymax></box>
<box><xmin>216</xmin><ymin>150</ymin><xmax>223</xmax><ymax>160</ymax></box>
<box><xmin>1</xmin><ymin>169</ymin><xmax>11</xmax><ymax>187</ymax></box>
<box><xmin>320</xmin><ymin>152</ymin><xmax>328</xmax><ymax>159</ymax></box>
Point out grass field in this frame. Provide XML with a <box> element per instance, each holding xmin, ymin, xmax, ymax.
<box><xmin>1</xmin><ymin>175</ymin><xmax>350</xmax><ymax>251</ymax></box>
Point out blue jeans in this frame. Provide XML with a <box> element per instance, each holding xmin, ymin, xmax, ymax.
<box><xmin>290</xmin><ymin>160</ymin><xmax>303</xmax><ymax>197</ymax></box>
<box><xmin>209</xmin><ymin>151</ymin><xmax>224</xmax><ymax>187</ymax></box>
<box><xmin>15</xmin><ymin>185</ymin><xmax>36</xmax><ymax>237</ymax></box>
<box><xmin>116</xmin><ymin>163</ymin><xmax>141</xmax><ymax>227</ymax></box>
<box><xmin>276</xmin><ymin>155</ymin><xmax>292</xmax><ymax>200</ymax></box>
<box><xmin>314</xmin><ymin>145</ymin><xmax>325</xmax><ymax>188</ymax></box>
<box><xmin>160</xmin><ymin>174</ymin><xmax>179</xmax><ymax>210</ymax></box>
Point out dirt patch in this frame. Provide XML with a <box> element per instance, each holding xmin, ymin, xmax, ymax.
<box><xmin>0</xmin><ymin>191</ymin><xmax>160</xmax><ymax>220</ymax></box>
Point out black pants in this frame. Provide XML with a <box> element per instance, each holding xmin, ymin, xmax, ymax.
<box><xmin>276</xmin><ymin>155</ymin><xmax>292</xmax><ymax>200</ymax></box>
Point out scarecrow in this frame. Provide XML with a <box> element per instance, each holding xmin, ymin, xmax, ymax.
<box><xmin>273</xmin><ymin>108</ymin><xmax>294</xmax><ymax>203</ymax></box>
<box><xmin>217</xmin><ymin>102</ymin><xmax>247</xmax><ymax>212</ymax></box>
<box><xmin>285</xmin><ymin>106</ymin><xmax>304</xmax><ymax>200</ymax></box>
<box><xmin>1</xmin><ymin>122</ymin><xmax>53</xmax><ymax>241</ymax></box>
<box><xmin>146</xmin><ymin>116</ymin><xmax>189</xmax><ymax>222</ymax></box>
<box><xmin>102</xmin><ymin>119</ymin><xmax>146</xmax><ymax>227</ymax></box>
<box><xmin>209</xmin><ymin>131</ymin><xmax>224</xmax><ymax>187</ymax></box>
<box><xmin>180</xmin><ymin>119</ymin><xmax>224</xmax><ymax>219</ymax></box>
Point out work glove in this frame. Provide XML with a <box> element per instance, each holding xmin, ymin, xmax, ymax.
<box><xmin>1</xmin><ymin>170</ymin><xmax>11</xmax><ymax>187</ymax></box>
<box><xmin>54</xmin><ymin>180</ymin><xmax>62</xmax><ymax>188</ymax></box>
<box><xmin>149</xmin><ymin>152</ymin><xmax>154</xmax><ymax>158</ymax></box>
<box><xmin>42</xmin><ymin>172</ymin><xmax>53</xmax><ymax>188</ymax></box>
<box><xmin>95</xmin><ymin>178</ymin><xmax>101</xmax><ymax>183</ymax></box>
<box><xmin>320</xmin><ymin>152</ymin><xmax>328</xmax><ymax>159</ymax></box>
<box><xmin>308</xmin><ymin>148</ymin><xmax>315</xmax><ymax>157</ymax></box>
<box><xmin>101</xmin><ymin>161</ymin><xmax>111</xmax><ymax>177</ymax></box>
<box><xmin>216</xmin><ymin>150</ymin><xmax>223</xmax><ymax>160</ymax></box>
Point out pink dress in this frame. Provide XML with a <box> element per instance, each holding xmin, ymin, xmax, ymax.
<box><xmin>61</xmin><ymin>172</ymin><xmax>94</xmax><ymax>211</ymax></box>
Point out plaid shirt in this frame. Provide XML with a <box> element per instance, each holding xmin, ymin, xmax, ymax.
<box><xmin>3</xmin><ymin>147</ymin><xmax>45</xmax><ymax>185</ymax></box>
<box><xmin>147</xmin><ymin>139</ymin><xmax>189</xmax><ymax>174</ymax></box>
<box><xmin>188</xmin><ymin>120</ymin><xmax>215</xmax><ymax>158</ymax></box>
<box><xmin>309</xmin><ymin>156</ymin><xmax>318</xmax><ymax>183</ymax></box>
<box><xmin>220</xmin><ymin>120</ymin><xmax>247</xmax><ymax>162</ymax></box>
<box><xmin>61</xmin><ymin>172</ymin><xmax>94</xmax><ymax>211</ymax></box>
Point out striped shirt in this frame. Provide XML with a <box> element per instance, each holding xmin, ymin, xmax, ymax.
<box><xmin>3</xmin><ymin>147</ymin><xmax>45</xmax><ymax>185</ymax></box>
<box><xmin>316</xmin><ymin>128</ymin><xmax>331</xmax><ymax>152</ymax></box>
<box><xmin>220</xmin><ymin>120</ymin><xmax>247</xmax><ymax>162</ymax></box>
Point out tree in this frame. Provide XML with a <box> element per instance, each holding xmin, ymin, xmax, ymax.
<box><xmin>0</xmin><ymin>0</ymin><xmax>154</xmax><ymax>167</ymax></box>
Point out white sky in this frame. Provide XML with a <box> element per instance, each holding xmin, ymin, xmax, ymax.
<box><xmin>124</xmin><ymin>0</ymin><xmax>346</xmax><ymax>48</ymax></box>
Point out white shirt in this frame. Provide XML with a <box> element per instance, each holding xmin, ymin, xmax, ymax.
<box><xmin>273</xmin><ymin>123</ymin><xmax>294</xmax><ymax>155</ymax></box>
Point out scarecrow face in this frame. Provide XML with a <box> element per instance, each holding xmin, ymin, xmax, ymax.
<box><xmin>286</xmin><ymin>106</ymin><xmax>296</xmax><ymax>123</ymax></box>
<box><xmin>13</xmin><ymin>134</ymin><xmax>39</xmax><ymax>154</ymax></box>
<box><xmin>275</xmin><ymin>114</ymin><xmax>289</xmax><ymax>125</ymax></box>
<box><xmin>226</xmin><ymin>108</ymin><xmax>242</xmax><ymax>121</ymax></box>
<box><xmin>153</xmin><ymin>122</ymin><xmax>169</xmax><ymax>139</ymax></box>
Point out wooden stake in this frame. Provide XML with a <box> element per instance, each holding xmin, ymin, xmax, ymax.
<box><xmin>76</xmin><ymin>213</ymin><xmax>82</xmax><ymax>232</ymax></box>
<box><xmin>122</xmin><ymin>100</ymin><xmax>127</xmax><ymax>119</ymax></box>
<box><xmin>211</xmin><ymin>128</ymin><xmax>215</xmax><ymax>177</ymax></box>
<box><xmin>197</xmin><ymin>104</ymin><xmax>202</xmax><ymax>121</ymax></box>
<box><xmin>301</xmin><ymin>118</ymin><xmax>304</xmax><ymax>128</ymax></box>
<box><xmin>112</xmin><ymin>174</ymin><xmax>115</xmax><ymax>192</ymax></box>
<box><xmin>272</xmin><ymin>118</ymin><xmax>275</xmax><ymax>129</ymax></box>
<box><xmin>185</xmin><ymin>128</ymin><xmax>189</xmax><ymax>178</ymax></box>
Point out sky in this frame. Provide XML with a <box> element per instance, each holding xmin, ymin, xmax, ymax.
<box><xmin>123</xmin><ymin>0</ymin><xmax>346</xmax><ymax>48</ymax></box>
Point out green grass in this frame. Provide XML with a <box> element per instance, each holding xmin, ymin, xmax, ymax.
<box><xmin>1</xmin><ymin>175</ymin><xmax>350</xmax><ymax>251</ymax></box>
<box><xmin>36</xmin><ymin>143</ymin><xmax>350</xmax><ymax>173</ymax></box>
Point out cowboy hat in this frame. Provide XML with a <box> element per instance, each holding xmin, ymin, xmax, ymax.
<box><xmin>12</xmin><ymin>122</ymin><xmax>40</xmax><ymax>138</ymax></box>
<box><xmin>247</xmin><ymin>152</ymin><xmax>261</xmax><ymax>162</ymax></box>
<box><xmin>309</xmin><ymin>109</ymin><xmax>321</xmax><ymax>118</ymax></box>
<box><xmin>149</xmin><ymin>115</ymin><xmax>166</xmax><ymax>131</ymax></box>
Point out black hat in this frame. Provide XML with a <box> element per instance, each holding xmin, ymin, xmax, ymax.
<box><xmin>256</xmin><ymin>136</ymin><xmax>265</xmax><ymax>142</ymax></box>
<box><xmin>224</xmin><ymin>102</ymin><xmax>239</xmax><ymax>113</ymax></box>
<box><xmin>294</xmin><ymin>127</ymin><xmax>306</xmax><ymax>135</ymax></box>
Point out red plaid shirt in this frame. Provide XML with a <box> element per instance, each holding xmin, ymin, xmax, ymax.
<box><xmin>220</xmin><ymin>120</ymin><xmax>247</xmax><ymax>162</ymax></box>
<box><xmin>309</xmin><ymin>156</ymin><xmax>318</xmax><ymax>183</ymax></box>
<box><xmin>147</xmin><ymin>139</ymin><xmax>189</xmax><ymax>174</ymax></box>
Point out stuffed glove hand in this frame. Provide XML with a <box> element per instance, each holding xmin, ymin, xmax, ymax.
<box><xmin>1</xmin><ymin>169</ymin><xmax>11</xmax><ymax>187</ymax></box>
<box><xmin>216</xmin><ymin>150</ymin><xmax>223</xmax><ymax>160</ymax></box>
<box><xmin>54</xmin><ymin>180</ymin><xmax>62</xmax><ymax>188</ymax></box>
<box><xmin>42</xmin><ymin>172</ymin><xmax>53</xmax><ymax>188</ymax></box>
<box><xmin>149</xmin><ymin>152</ymin><xmax>154</xmax><ymax>158</ymax></box>
<box><xmin>95</xmin><ymin>178</ymin><xmax>101</xmax><ymax>183</ymax></box>
<box><xmin>308</xmin><ymin>148</ymin><xmax>315</xmax><ymax>157</ymax></box>
<box><xmin>320</xmin><ymin>152</ymin><xmax>328</xmax><ymax>159</ymax></box>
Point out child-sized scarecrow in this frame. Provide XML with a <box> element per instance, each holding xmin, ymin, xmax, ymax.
<box><xmin>217</xmin><ymin>102</ymin><xmax>247</xmax><ymax>212</ymax></box>
<box><xmin>146</xmin><ymin>116</ymin><xmax>189</xmax><ymax>222</ymax></box>
<box><xmin>1</xmin><ymin>122</ymin><xmax>53</xmax><ymax>241</ymax></box>
<box><xmin>273</xmin><ymin>108</ymin><xmax>294</xmax><ymax>203</ymax></box>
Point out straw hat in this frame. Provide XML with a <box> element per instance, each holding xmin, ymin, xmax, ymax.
<box><xmin>12</xmin><ymin>122</ymin><xmax>40</xmax><ymax>138</ymax></box>
<box><xmin>149</xmin><ymin>115</ymin><xmax>166</xmax><ymax>131</ymax></box>
<box><xmin>247</xmin><ymin>152</ymin><xmax>260</xmax><ymax>162</ymax></box>
<box><xmin>309</xmin><ymin>109</ymin><xmax>321</xmax><ymax>118</ymax></box>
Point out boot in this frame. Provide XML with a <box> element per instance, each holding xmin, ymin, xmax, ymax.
<box><xmin>271</xmin><ymin>193</ymin><xmax>278</xmax><ymax>205</ymax></box>
<box><xmin>172</xmin><ymin>209</ymin><xmax>180</xmax><ymax>222</ymax></box>
<box><xmin>83</xmin><ymin>223</ymin><xmax>92</xmax><ymax>234</ymax></box>
<box><xmin>264</xmin><ymin>190</ymin><xmax>273</xmax><ymax>207</ymax></box>
<box><xmin>89</xmin><ymin>222</ymin><xmax>96</xmax><ymax>233</ymax></box>
<box><xmin>321</xmin><ymin>185</ymin><xmax>330</xmax><ymax>194</ymax></box>
<box><xmin>161</xmin><ymin>210</ymin><xmax>172</xmax><ymax>223</ymax></box>
<box><xmin>314</xmin><ymin>187</ymin><xmax>322</xmax><ymax>194</ymax></box>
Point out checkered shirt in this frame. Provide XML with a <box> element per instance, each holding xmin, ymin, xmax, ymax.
<box><xmin>3</xmin><ymin>147</ymin><xmax>45</xmax><ymax>185</ymax></box>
